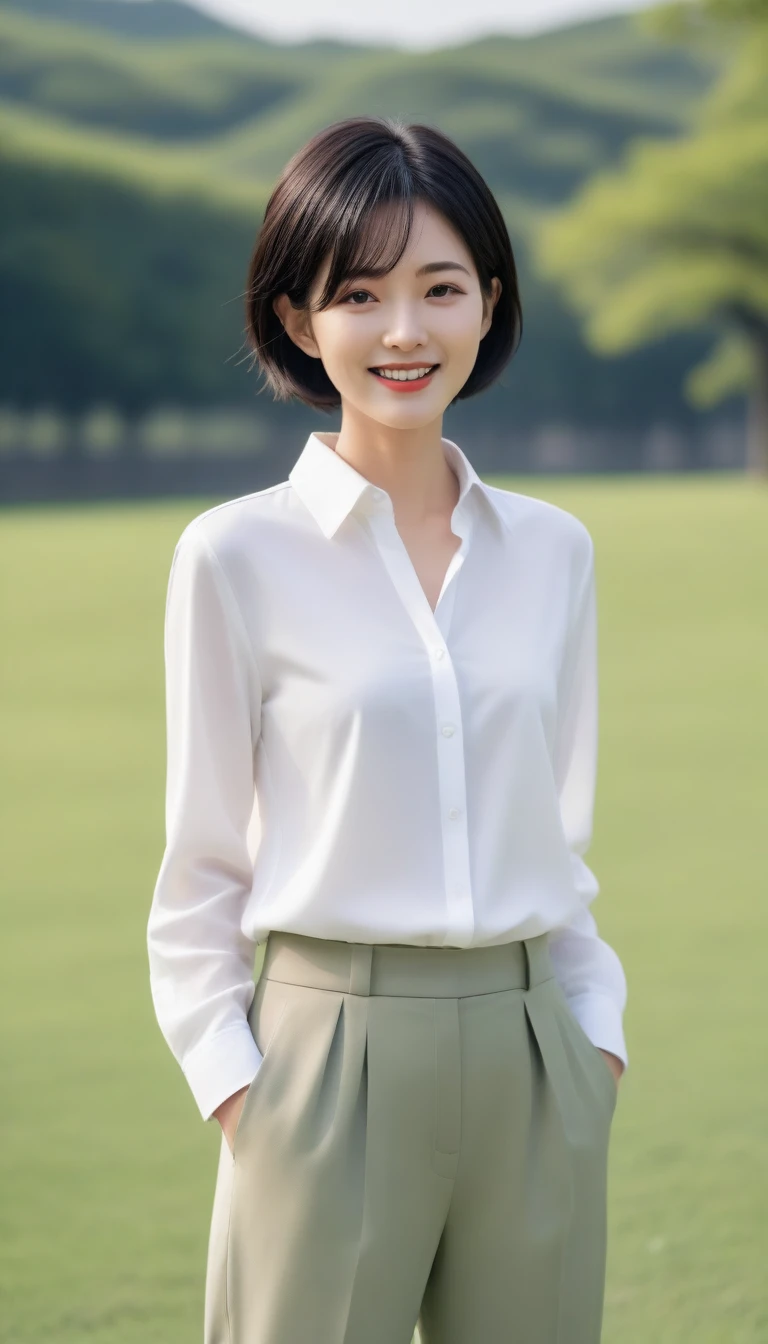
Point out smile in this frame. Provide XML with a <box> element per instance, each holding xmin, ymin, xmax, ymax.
<box><xmin>369</xmin><ymin>364</ymin><xmax>439</xmax><ymax>392</ymax></box>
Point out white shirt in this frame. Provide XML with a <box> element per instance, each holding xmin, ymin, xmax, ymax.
<box><xmin>147</xmin><ymin>431</ymin><xmax>628</xmax><ymax>1122</ymax></box>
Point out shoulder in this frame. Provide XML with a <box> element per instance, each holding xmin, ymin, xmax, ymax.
<box><xmin>484</xmin><ymin>482</ymin><xmax>593</xmax><ymax>568</ymax></box>
<box><xmin>171</xmin><ymin>480</ymin><xmax>293</xmax><ymax>570</ymax></box>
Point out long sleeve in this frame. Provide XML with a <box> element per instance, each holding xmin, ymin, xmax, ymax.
<box><xmin>548</xmin><ymin>532</ymin><xmax>629</xmax><ymax>1071</ymax></box>
<box><xmin>147</xmin><ymin>522</ymin><xmax>264</xmax><ymax>1122</ymax></box>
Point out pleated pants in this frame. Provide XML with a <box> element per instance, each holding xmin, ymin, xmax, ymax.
<box><xmin>204</xmin><ymin>929</ymin><xmax>618</xmax><ymax>1344</ymax></box>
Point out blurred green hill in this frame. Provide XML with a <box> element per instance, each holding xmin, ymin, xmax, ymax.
<box><xmin>1</xmin><ymin>0</ymin><xmax>237</xmax><ymax>39</ymax></box>
<box><xmin>0</xmin><ymin>0</ymin><xmax>736</xmax><ymax>439</ymax></box>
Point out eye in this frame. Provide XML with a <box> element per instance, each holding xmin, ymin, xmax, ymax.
<box><xmin>338</xmin><ymin>282</ymin><xmax>463</xmax><ymax>305</ymax></box>
<box><xmin>340</xmin><ymin>290</ymin><xmax>373</xmax><ymax>305</ymax></box>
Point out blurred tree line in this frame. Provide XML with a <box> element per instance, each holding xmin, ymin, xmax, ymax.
<box><xmin>537</xmin><ymin>0</ymin><xmax>768</xmax><ymax>474</ymax></box>
<box><xmin>0</xmin><ymin>0</ymin><xmax>764</xmax><ymax>489</ymax></box>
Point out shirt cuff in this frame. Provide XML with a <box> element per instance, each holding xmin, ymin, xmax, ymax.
<box><xmin>182</xmin><ymin>1024</ymin><xmax>264</xmax><ymax>1122</ymax></box>
<box><xmin>565</xmin><ymin>990</ymin><xmax>628</xmax><ymax>1072</ymax></box>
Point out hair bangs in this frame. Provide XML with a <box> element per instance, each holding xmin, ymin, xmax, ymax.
<box><xmin>314</xmin><ymin>194</ymin><xmax>415</xmax><ymax>311</ymax></box>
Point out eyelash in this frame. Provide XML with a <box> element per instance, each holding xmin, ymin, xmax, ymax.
<box><xmin>339</xmin><ymin>283</ymin><xmax>463</xmax><ymax>305</ymax></box>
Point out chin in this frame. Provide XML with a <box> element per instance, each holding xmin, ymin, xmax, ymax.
<box><xmin>371</xmin><ymin>407</ymin><xmax>445</xmax><ymax>429</ymax></box>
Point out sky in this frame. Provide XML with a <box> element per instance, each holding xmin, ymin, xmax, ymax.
<box><xmin>181</xmin><ymin>0</ymin><xmax>655</xmax><ymax>49</ymax></box>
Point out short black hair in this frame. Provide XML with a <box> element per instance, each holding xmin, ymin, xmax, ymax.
<box><xmin>244</xmin><ymin>116</ymin><xmax>523</xmax><ymax>411</ymax></box>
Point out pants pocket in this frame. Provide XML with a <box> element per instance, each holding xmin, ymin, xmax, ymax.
<box><xmin>230</xmin><ymin>978</ymin><xmax>290</xmax><ymax>1161</ymax></box>
<box><xmin>523</xmin><ymin>977</ymin><xmax>617</xmax><ymax>1142</ymax></box>
<box><xmin>555</xmin><ymin>988</ymin><xmax>618</xmax><ymax>1117</ymax></box>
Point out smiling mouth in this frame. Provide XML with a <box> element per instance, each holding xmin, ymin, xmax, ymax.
<box><xmin>368</xmin><ymin>364</ymin><xmax>440</xmax><ymax>387</ymax></box>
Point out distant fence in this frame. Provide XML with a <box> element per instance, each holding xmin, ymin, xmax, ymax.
<box><xmin>0</xmin><ymin>404</ymin><xmax>747</xmax><ymax>503</ymax></box>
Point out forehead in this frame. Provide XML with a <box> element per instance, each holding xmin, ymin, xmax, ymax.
<box><xmin>313</xmin><ymin>198</ymin><xmax>474</xmax><ymax>289</ymax></box>
<box><xmin>395</xmin><ymin>201</ymin><xmax>472</xmax><ymax>260</ymax></box>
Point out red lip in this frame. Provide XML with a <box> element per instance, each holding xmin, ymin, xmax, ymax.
<box><xmin>369</xmin><ymin>364</ymin><xmax>439</xmax><ymax>393</ymax></box>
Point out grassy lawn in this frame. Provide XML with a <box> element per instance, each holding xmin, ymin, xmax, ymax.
<box><xmin>1</xmin><ymin>472</ymin><xmax>765</xmax><ymax>1343</ymax></box>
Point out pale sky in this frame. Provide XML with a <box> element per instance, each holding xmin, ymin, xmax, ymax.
<box><xmin>182</xmin><ymin>0</ymin><xmax>654</xmax><ymax>49</ymax></box>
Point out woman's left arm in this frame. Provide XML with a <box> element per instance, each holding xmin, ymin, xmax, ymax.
<box><xmin>548</xmin><ymin>528</ymin><xmax>628</xmax><ymax>1084</ymax></box>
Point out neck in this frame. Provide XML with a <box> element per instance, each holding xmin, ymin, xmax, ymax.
<box><xmin>315</xmin><ymin>410</ymin><xmax>458</xmax><ymax>524</ymax></box>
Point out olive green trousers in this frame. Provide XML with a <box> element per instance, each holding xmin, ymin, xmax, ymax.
<box><xmin>204</xmin><ymin>929</ymin><xmax>618</xmax><ymax>1344</ymax></box>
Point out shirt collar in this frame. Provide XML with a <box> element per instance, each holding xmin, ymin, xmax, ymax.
<box><xmin>288</xmin><ymin>431</ymin><xmax>507</xmax><ymax>540</ymax></box>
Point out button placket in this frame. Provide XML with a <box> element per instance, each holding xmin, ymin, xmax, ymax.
<box><xmin>363</xmin><ymin>507</ymin><xmax>475</xmax><ymax>945</ymax></box>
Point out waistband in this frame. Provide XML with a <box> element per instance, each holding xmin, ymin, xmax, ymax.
<box><xmin>260</xmin><ymin>930</ymin><xmax>554</xmax><ymax>998</ymax></box>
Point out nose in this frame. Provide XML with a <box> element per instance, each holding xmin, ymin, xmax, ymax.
<box><xmin>381</xmin><ymin>303</ymin><xmax>429</xmax><ymax>352</ymax></box>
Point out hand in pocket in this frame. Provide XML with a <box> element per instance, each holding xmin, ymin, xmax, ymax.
<box><xmin>214</xmin><ymin>1085</ymin><xmax>249</xmax><ymax>1156</ymax></box>
<box><xmin>596</xmin><ymin>1048</ymin><xmax>623</xmax><ymax>1087</ymax></box>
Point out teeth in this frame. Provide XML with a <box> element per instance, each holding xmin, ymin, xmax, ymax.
<box><xmin>374</xmin><ymin>366</ymin><xmax>434</xmax><ymax>381</ymax></box>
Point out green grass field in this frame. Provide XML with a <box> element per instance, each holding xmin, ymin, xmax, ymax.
<box><xmin>1</xmin><ymin>473</ymin><xmax>766</xmax><ymax>1343</ymax></box>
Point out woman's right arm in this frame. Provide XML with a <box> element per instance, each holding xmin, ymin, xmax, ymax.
<box><xmin>147</xmin><ymin>521</ymin><xmax>264</xmax><ymax>1128</ymax></box>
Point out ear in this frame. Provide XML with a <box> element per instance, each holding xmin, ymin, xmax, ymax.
<box><xmin>272</xmin><ymin>293</ymin><xmax>322</xmax><ymax>361</ymax></box>
<box><xmin>479</xmin><ymin>277</ymin><xmax>502</xmax><ymax>340</ymax></box>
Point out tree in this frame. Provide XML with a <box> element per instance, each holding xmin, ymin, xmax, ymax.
<box><xmin>534</xmin><ymin>0</ymin><xmax>768</xmax><ymax>475</ymax></box>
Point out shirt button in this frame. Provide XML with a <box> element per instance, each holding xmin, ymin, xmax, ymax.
<box><xmin>372</xmin><ymin>488</ymin><xmax>386</xmax><ymax>502</ymax></box>
<box><xmin>441</xmin><ymin>724</ymin><xmax>455</xmax><ymax>737</ymax></box>
<box><xmin>448</xmin><ymin>807</ymin><xmax>461</xmax><ymax>820</ymax></box>
<box><xmin>434</xmin><ymin>647</ymin><xmax>445</xmax><ymax>660</ymax></box>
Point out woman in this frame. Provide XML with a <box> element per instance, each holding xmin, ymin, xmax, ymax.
<box><xmin>147</xmin><ymin>115</ymin><xmax>628</xmax><ymax>1344</ymax></box>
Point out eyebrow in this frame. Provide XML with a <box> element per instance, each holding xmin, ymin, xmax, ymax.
<box><xmin>344</xmin><ymin>263</ymin><xmax>470</xmax><ymax>284</ymax></box>
<box><xmin>415</xmin><ymin>261</ymin><xmax>471</xmax><ymax>277</ymax></box>
<box><xmin>339</xmin><ymin>259</ymin><xmax>472</xmax><ymax>287</ymax></box>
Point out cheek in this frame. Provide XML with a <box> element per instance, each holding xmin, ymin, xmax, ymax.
<box><xmin>314</xmin><ymin>319</ymin><xmax>368</xmax><ymax>375</ymax></box>
<box><xmin>441</xmin><ymin>299</ymin><xmax>485</xmax><ymax>343</ymax></box>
